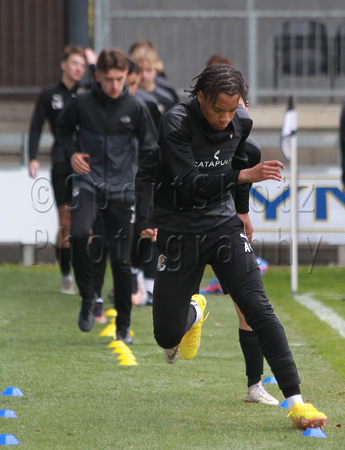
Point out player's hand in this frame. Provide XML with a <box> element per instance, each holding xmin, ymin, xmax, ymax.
<box><xmin>84</xmin><ymin>48</ymin><xmax>97</xmax><ymax>65</ymax></box>
<box><xmin>240</xmin><ymin>160</ymin><xmax>285</xmax><ymax>184</ymax></box>
<box><xmin>71</xmin><ymin>153</ymin><xmax>91</xmax><ymax>175</ymax></box>
<box><xmin>140</xmin><ymin>228</ymin><xmax>158</xmax><ymax>239</ymax></box>
<box><xmin>29</xmin><ymin>159</ymin><xmax>40</xmax><ymax>178</ymax></box>
<box><xmin>237</xmin><ymin>213</ymin><xmax>253</xmax><ymax>243</ymax></box>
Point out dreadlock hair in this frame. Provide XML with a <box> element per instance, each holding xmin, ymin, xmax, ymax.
<box><xmin>185</xmin><ymin>64</ymin><xmax>247</xmax><ymax>105</ymax></box>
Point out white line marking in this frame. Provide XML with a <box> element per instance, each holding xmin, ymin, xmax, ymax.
<box><xmin>294</xmin><ymin>293</ymin><xmax>345</xmax><ymax>339</ymax></box>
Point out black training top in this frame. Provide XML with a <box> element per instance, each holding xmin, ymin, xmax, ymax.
<box><xmin>28</xmin><ymin>80</ymin><xmax>86</xmax><ymax>168</ymax></box>
<box><xmin>138</xmin><ymin>96</ymin><xmax>253</xmax><ymax>233</ymax></box>
<box><xmin>57</xmin><ymin>82</ymin><xmax>158</xmax><ymax>203</ymax></box>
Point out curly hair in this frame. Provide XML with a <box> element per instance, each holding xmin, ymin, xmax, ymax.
<box><xmin>185</xmin><ymin>64</ymin><xmax>247</xmax><ymax>105</ymax></box>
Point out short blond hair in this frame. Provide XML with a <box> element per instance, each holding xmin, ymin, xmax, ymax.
<box><xmin>129</xmin><ymin>46</ymin><xmax>163</xmax><ymax>73</ymax></box>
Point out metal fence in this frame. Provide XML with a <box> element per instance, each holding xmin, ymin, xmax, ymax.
<box><xmin>0</xmin><ymin>0</ymin><xmax>66</xmax><ymax>94</ymax></box>
<box><xmin>94</xmin><ymin>0</ymin><xmax>345</xmax><ymax>104</ymax></box>
<box><xmin>2</xmin><ymin>1</ymin><xmax>345</xmax><ymax>104</ymax></box>
<box><xmin>0</xmin><ymin>130</ymin><xmax>338</xmax><ymax>169</ymax></box>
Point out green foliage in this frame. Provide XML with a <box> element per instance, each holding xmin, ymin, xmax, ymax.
<box><xmin>0</xmin><ymin>264</ymin><xmax>344</xmax><ymax>448</ymax></box>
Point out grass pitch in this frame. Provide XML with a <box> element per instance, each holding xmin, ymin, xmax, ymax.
<box><xmin>0</xmin><ymin>264</ymin><xmax>344</xmax><ymax>449</ymax></box>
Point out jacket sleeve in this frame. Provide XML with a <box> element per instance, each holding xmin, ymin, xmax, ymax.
<box><xmin>232</xmin><ymin>145</ymin><xmax>250</xmax><ymax>213</ymax></box>
<box><xmin>134</xmin><ymin>100</ymin><xmax>159</xmax><ymax>166</ymax></box>
<box><xmin>135</xmin><ymin>149</ymin><xmax>160</xmax><ymax>232</ymax></box>
<box><xmin>28</xmin><ymin>92</ymin><xmax>48</xmax><ymax>161</ymax></box>
<box><xmin>231</xmin><ymin>110</ymin><xmax>256</xmax><ymax>214</ymax></box>
<box><xmin>160</xmin><ymin>108</ymin><xmax>240</xmax><ymax>203</ymax></box>
<box><xmin>56</xmin><ymin>97</ymin><xmax>80</xmax><ymax>160</ymax></box>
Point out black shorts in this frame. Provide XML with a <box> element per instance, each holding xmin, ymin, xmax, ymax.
<box><xmin>51</xmin><ymin>163</ymin><xmax>73</xmax><ymax>207</ymax></box>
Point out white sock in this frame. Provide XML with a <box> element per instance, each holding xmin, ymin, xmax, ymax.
<box><xmin>286</xmin><ymin>395</ymin><xmax>304</xmax><ymax>410</ymax></box>
<box><xmin>96</xmin><ymin>297</ymin><xmax>103</xmax><ymax>303</ymax></box>
<box><xmin>144</xmin><ymin>278</ymin><xmax>154</xmax><ymax>295</ymax></box>
<box><xmin>191</xmin><ymin>300</ymin><xmax>202</xmax><ymax>325</ymax></box>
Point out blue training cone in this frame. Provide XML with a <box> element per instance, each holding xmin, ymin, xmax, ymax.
<box><xmin>0</xmin><ymin>409</ymin><xmax>17</xmax><ymax>418</ymax></box>
<box><xmin>1</xmin><ymin>387</ymin><xmax>24</xmax><ymax>396</ymax></box>
<box><xmin>279</xmin><ymin>400</ymin><xmax>288</xmax><ymax>408</ymax></box>
<box><xmin>302</xmin><ymin>428</ymin><xmax>327</xmax><ymax>438</ymax></box>
<box><xmin>0</xmin><ymin>434</ymin><xmax>19</xmax><ymax>445</ymax></box>
<box><xmin>263</xmin><ymin>376</ymin><xmax>277</xmax><ymax>384</ymax></box>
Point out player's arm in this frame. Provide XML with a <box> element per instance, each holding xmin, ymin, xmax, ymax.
<box><xmin>134</xmin><ymin>98</ymin><xmax>159</xmax><ymax>165</ymax></box>
<box><xmin>238</xmin><ymin>160</ymin><xmax>285</xmax><ymax>184</ymax></box>
<box><xmin>56</xmin><ymin>99</ymin><xmax>90</xmax><ymax>175</ymax></box>
<box><xmin>135</xmin><ymin>149</ymin><xmax>160</xmax><ymax>238</ymax></box>
<box><xmin>237</xmin><ymin>213</ymin><xmax>253</xmax><ymax>242</ymax></box>
<box><xmin>27</xmin><ymin>92</ymin><xmax>47</xmax><ymax>178</ymax></box>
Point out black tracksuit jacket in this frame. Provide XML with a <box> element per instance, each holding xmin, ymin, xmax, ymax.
<box><xmin>56</xmin><ymin>82</ymin><xmax>158</xmax><ymax>203</ymax></box>
<box><xmin>136</xmin><ymin>98</ymin><xmax>253</xmax><ymax>233</ymax></box>
<box><xmin>28</xmin><ymin>80</ymin><xmax>86</xmax><ymax>169</ymax></box>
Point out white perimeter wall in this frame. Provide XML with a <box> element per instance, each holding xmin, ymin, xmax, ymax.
<box><xmin>1</xmin><ymin>165</ymin><xmax>344</xmax><ymax>247</ymax></box>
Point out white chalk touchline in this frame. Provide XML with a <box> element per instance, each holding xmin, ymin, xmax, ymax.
<box><xmin>294</xmin><ymin>293</ymin><xmax>345</xmax><ymax>339</ymax></box>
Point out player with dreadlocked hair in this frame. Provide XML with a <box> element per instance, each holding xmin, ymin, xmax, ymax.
<box><xmin>186</xmin><ymin>64</ymin><xmax>247</xmax><ymax>105</ymax></box>
<box><xmin>193</xmin><ymin>66</ymin><xmax>279</xmax><ymax>406</ymax></box>
<box><xmin>136</xmin><ymin>64</ymin><xmax>327</xmax><ymax>430</ymax></box>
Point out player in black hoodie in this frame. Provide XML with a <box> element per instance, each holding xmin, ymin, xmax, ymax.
<box><xmin>136</xmin><ymin>64</ymin><xmax>327</xmax><ymax>430</ymax></box>
<box><xmin>57</xmin><ymin>48</ymin><xmax>157</xmax><ymax>344</ymax></box>
<box><xmin>28</xmin><ymin>44</ymin><xmax>87</xmax><ymax>295</ymax></box>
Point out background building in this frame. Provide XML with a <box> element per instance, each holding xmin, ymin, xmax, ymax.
<box><xmin>2</xmin><ymin>0</ymin><xmax>345</xmax><ymax>104</ymax></box>
<box><xmin>0</xmin><ymin>0</ymin><xmax>344</xmax><ymax>266</ymax></box>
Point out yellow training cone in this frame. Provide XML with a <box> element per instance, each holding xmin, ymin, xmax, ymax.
<box><xmin>99</xmin><ymin>325</ymin><xmax>116</xmax><ymax>337</ymax></box>
<box><xmin>112</xmin><ymin>346</ymin><xmax>132</xmax><ymax>354</ymax></box>
<box><xmin>108</xmin><ymin>340</ymin><xmax>127</xmax><ymax>348</ymax></box>
<box><xmin>105</xmin><ymin>308</ymin><xmax>117</xmax><ymax>317</ymax></box>
<box><xmin>107</xmin><ymin>340</ymin><xmax>124</xmax><ymax>349</ymax></box>
<box><xmin>119</xmin><ymin>358</ymin><xmax>138</xmax><ymax>366</ymax></box>
<box><xmin>117</xmin><ymin>353</ymin><xmax>136</xmax><ymax>361</ymax></box>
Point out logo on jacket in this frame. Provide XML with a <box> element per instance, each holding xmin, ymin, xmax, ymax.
<box><xmin>51</xmin><ymin>94</ymin><xmax>64</xmax><ymax>110</ymax></box>
<box><xmin>157</xmin><ymin>254</ymin><xmax>167</xmax><ymax>271</ymax></box>
<box><xmin>120</xmin><ymin>116</ymin><xmax>131</xmax><ymax>124</ymax></box>
<box><xmin>72</xmin><ymin>187</ymin><xmax>80</xmax><ymax>197</ymax></box>
<box><xmin>195</xmin><ymin>155</ymin><xmax>231</xmax><ymax>169</ymax></box>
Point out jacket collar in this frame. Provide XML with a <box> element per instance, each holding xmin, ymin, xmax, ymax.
<box><xmin>91</xmin><ymin>81</ymin><xmax>129</xmax><ymax>103</ymax></box>
<box><xmin>58</xmin><ymin>79</ymin><xmax>80</xmax><ymax>93</ymax></box>
<box><xmin>188</xmin><ymin>96</ymin><xmax>235</xmax><ymax>135</ymax></box>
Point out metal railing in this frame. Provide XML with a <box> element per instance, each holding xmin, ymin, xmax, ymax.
<box><xmin>0</xmin><ymin>131</ymin><xmax>338</xmax><ymax>168</ymax></box>
<box><xmin>0</xmin><ymin>133</ymin><xmax>52</xmax><ymax>166</ymax></box>
<box><xmin>94</xmin><ymin>0</ymin><xmax>345</xmax><ymax>104</ymax></box>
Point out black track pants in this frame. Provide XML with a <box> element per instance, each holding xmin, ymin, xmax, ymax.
<box><xmin>70</xmin><ymin>189</ymin><xmax>134</xmax><ymax>331</ymax></box>
<box><xmin>153</xmin><ymin>215</ymin><xmax>300</xmax><ymax>392</ymax></box>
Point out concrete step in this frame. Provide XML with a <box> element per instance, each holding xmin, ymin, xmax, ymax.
<box><xmin>0</xmin><ymin>101</ymin><xmax>342</xmax><ymax>167</ymax></box>
<box><xmin>0</xmin><ymin>101</ymin><xmax>342</xmax><ymax>130</ymax></box>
